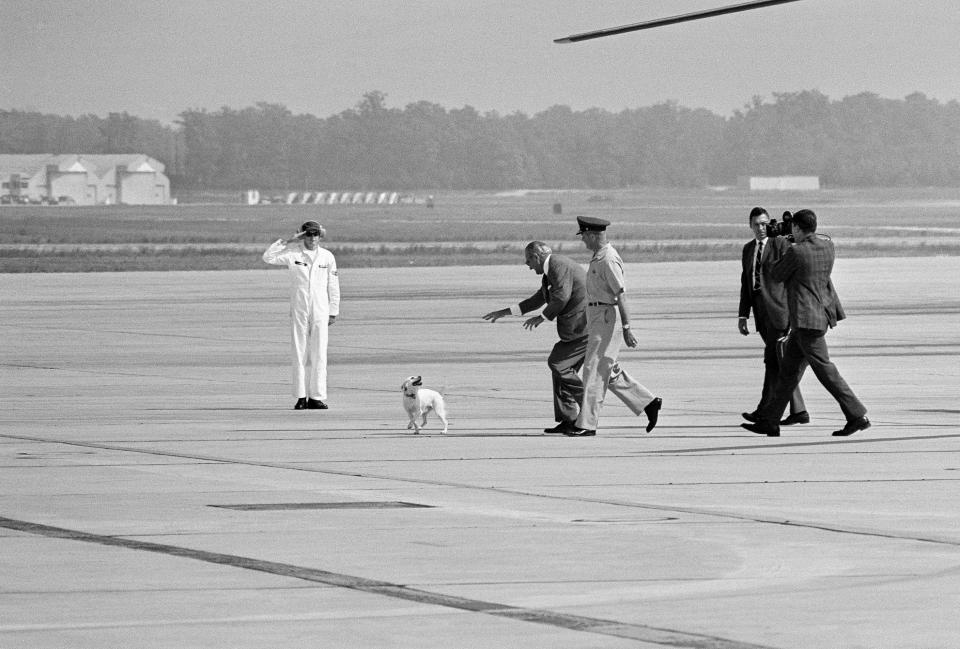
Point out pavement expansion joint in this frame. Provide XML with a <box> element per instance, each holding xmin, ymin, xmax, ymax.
<box><xmin>0</xmin><ymin>515</ymin><xmax>775</xmax><ymax>649</ymax></box>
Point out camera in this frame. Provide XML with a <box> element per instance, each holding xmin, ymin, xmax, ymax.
<box><xmin>765</xmin><ymin>210</ymin><xmax>794</xmax><ymax>239</ymax></box>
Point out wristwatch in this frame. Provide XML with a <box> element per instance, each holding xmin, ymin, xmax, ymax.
<box><xmin>622</xmin><ymin>324</ymin><xmax>631</xmax><ymax>330</ymax></box>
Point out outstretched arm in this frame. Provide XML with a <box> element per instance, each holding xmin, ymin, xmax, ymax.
<box><xmin>482</xmin><ymin>308</ymin><xmax>511</xmax><ymax>323</ymax></box>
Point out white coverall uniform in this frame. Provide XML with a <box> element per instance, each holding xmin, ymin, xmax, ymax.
<box><xmin>263</xmin><ymin>240</ymin><xmax>340</xmax><ymax>400</ymax></box>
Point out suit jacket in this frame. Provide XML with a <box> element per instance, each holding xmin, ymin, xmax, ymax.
<box><xmin>738</xmin><ymin>236</ymin><xmax>791</xmax><ymax>331</ymax></box>
<box><xmin>770</xmin><ymin>234</ymin><xmax>846</xmax><ymax>330</ymax></box>
<box><xmin>518</xmin><ymin>254</ymin><xmax>588</xmax><ymax>342</ymax></box>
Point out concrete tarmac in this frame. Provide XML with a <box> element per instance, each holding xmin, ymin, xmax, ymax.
<box><xmin>1</xmin><ymin>256</ymin><xmax>959</xmax><ymax>648</ymax></box>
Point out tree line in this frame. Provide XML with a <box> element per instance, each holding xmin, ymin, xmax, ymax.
<box><xmin>2</xmin><ymin>89</ymin><xmax>959</xmax><ymax>190</ymax></box>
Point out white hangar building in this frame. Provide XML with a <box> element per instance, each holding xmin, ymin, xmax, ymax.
<box><xmin>0</xmin><ymin>154</ymin><xmax>171</xmax><ymax>205</ymax></box>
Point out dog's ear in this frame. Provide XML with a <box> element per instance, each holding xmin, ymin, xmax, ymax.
<box><xmin>413</xmin><ymin>376</ymin><xmax>422</xmax><ymax>386</ymax></box>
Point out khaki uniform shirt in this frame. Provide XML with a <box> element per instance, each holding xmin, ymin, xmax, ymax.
<box><xmin>586</xmin><ymin>244</ymin><xmax>625</xmax><ymax>303</ymax></box>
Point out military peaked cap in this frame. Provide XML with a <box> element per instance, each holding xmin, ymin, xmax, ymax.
<box><xmin>575</xmin><ymin>216</ymin><xmax>610</xmax><ymax>234</ymax></box>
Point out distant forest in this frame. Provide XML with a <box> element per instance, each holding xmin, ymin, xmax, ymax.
<box><xmin>2</xmin><ymin>89</ymin><xmax>959</xmax><ymax>190</ymax></box>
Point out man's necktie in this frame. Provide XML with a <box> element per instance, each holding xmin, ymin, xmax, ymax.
<box><xmin>753</xmin><ymin>240</ymin><xmax>764</xmax><ymax>291</ymax></box>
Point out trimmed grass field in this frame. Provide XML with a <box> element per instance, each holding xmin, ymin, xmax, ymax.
<box><xmin>2</xmin><ymin>187</ymin><xmax>959</xmax><ymax>271</ymax></box>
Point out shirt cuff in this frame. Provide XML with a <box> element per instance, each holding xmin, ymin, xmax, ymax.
<box><xmin>510</xmin><ymin>304</ymin><xmax>523</xmax><ymax>316</ymax></box>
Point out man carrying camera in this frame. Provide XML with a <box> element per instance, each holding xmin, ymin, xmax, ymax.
<box><xmin>738</xmin><ymin>207</ymin><xmax>808</xmax><ymax>425</ymax></box>
<box><xmin>742</xmin><ymin>209</ymin><xmax>870</xmax><ymax>437</ymax></box>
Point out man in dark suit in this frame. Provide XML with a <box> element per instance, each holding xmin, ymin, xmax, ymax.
<box><xmin>483</xmin><ymin>241</ymin><xmax>588</xmax><ymax>433</ymax></box>
<box><xmin>738</xmin><ymin>207</ymin><xmax>808</xmax><ymax>425</ymax></box>
<box><xmin>742</xmin><ymin>210</ymin><xmax>870</xmax><ymax>438</ymax></box>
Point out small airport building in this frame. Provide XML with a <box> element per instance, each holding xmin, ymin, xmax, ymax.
<box><xmin>0</xmin><ymin>154</ymin><xmax>171</xmax><ymax>205</ymax></box>
<box><xmin>738</xmin><ymin>175</ymin><xmax>821</xmax><ymax>191</ymax></box>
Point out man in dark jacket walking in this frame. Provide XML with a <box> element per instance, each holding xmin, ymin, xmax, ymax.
<box><xmin>742</xmin><ymin>210</ymin><xmax>870</xmax><ymax>438</ymax></box>
<box><xmin>483</xmin><ymin>241</ymin><xmax>589</xmax><ymax>433</ymax></box>
<box><xmin>739</xmin><ymin>207</ymin><xmax>808</xmax><ymax>425</ymax></box>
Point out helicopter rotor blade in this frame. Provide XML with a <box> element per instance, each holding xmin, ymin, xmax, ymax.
<box><xmin>554</xmin><ymin>0</ymin><xmax>806</xmax><ymax>43</ymax></box>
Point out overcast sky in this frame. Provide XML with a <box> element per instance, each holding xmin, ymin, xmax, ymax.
<box><xmin>2</xmin><ymin>0</ymin><xmax>959</xmax><ymax>124</ymax></box>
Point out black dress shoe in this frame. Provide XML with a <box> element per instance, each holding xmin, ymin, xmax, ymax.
<box><xmin>563</xmin><ymin>427</ymin><xmax>596</xmax><ymax>437</ymax></box>
<box><xmin>644</xmin><ymin>397</ymin><xmax>662</xmax><ymax>432</ymax></box>
<box><xmin>832</xmin><ymin>416</ymin><xmax>870</xmax><ymax>437</ymax></box>
<box><xmin>741</xmin><ymin>422</ymin><xmax>780</xmax><ymax>437</ymax></box>
<box><xmin>742</xmin><ymin>411</ymin><xmax>758</xmax><ymax>423</ymax></box>
<box><xmin>780</xmin><ymin>411</ymin><xmax>810</xmax><ymax>426</ymax></box>
<box><xmin>544</xmin><ymin>421</ymin><xmax>573</xmax><ymax>434</ymax></box>
<box><xmin>294</xmin><ymin>398</ymin><xmax>308</xmax><ymax>410</ymax></box>
<box><xmin>306</xmin><ymin>398</ymin><xmax>328</xmax><ymax>410</ymax></box>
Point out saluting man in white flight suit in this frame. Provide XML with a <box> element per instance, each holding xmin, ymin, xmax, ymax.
<box><xmin>263</xmin><ymin>220</ymin><xmax>340</xmax><ymax>410</ymax></box>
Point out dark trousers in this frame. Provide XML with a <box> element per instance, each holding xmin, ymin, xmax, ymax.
<box><xmin>549</xmin><ymin>336</ymin><xmax>587</xmax><ymax>423</ymax></box>
<box><xmin>753</xmin><ymin>296</ymin><xmax>806</xmax><ymax>415</ymax></box>
<box><xmin>760</xmin><ymin>328</ymin><xmax>866</xmax><ymax>427</ymax></box>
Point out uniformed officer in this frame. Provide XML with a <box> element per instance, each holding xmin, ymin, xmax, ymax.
<box><xmin>263</xmin><ymin>220</ymin><xmax>340</xmax><ymax>409</ymax></box>
<box><xmin>565</xmin><ymin>216</ymin><xmax>662</xmax><ymax>436</ymax></box>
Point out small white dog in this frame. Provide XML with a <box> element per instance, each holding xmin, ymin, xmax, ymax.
<box><xmin>401</xmin><ymin>375</ymin><xmax>448</xmax><ymax>434</ymax></box>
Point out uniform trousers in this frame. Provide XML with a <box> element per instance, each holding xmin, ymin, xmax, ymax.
<box><xmin>548</xmin><ymin>336</ymin><xmax>587</xmax><ymax>423</ymax></box>
<box><xmin>752</xmin><ymin>293</ymin><xmax>806</xmax><ymax>414</ymax></box>
<box><xmin>290</xmin><ymin>310</ymin><xmax>329</xmax><ymax>400</ymax></box>
<box><xmin>759</xmin><ymin>328</ymin><xmax>866</xmax><ymax>426</ymax></box>
<box><xmin>576</xmin><ymin>305</ymin><xmax>654</xmax><ymax>431</ymax></box>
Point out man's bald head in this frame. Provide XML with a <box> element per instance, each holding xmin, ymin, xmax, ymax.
<box><xmin>524</xmin><ymin>241</ymin><xmax>552</xmax><ymax>274</ymax></box>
